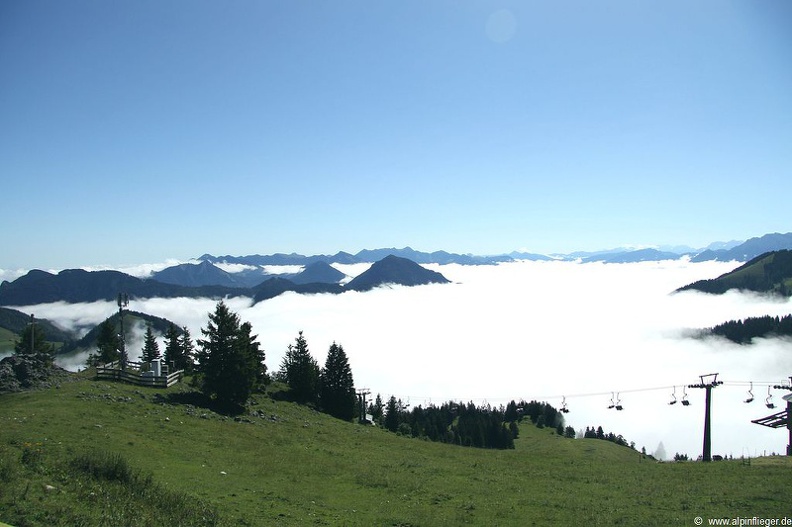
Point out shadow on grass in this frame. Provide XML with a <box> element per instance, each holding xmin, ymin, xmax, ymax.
<box><xmin>153</xmin><ymin>390</ymin><xmax>246</xmax><ymax>416</ymax></box>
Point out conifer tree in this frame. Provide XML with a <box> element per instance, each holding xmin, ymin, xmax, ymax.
<box><xmin>14</xmin><ymin>319</ymin><xmax>55</xmax><ymax>372</ymax></box>
<box><xmin>384</xmin><ymin>395</ymin><xmax>400</xmax><ymax>432</ymax></box>
<box><xmin>279</xmin><ymin>331</ymin><xmax>320</xmax><ymax>404</ymax></box>
<box><xmin>141</xmin><ymin>324</ymin><xmax>161</xmax><ymax>364</ymax></box>
<box><xmin>196</xmin><ymin>301</ymin><xmax>261</xmax><ymax>409</ymax></box>
<box><xmin>14</xmin><ymin>321</ymin><xmax>54</xmax><ymax>357</ymax></box>
<box><xmin>180</xmin><ymin>326</ymin><xmax>195</xmax><ymax>372</ymax></box>
<box><xmin>164</xmin><ymin>323</ymin><xmax>181</xmax><ymax>369</ymax></box>
<box><xmin>368</xmin><ymin>393</ymin><xmax>385</xmax><ymax>425</ymax></box>
<box><xmin>89</xmin><ymin>319</ymin><xmax>120</xmax><ymax>366</ymax></box>
<box><xmin>319</xmin><ymin>342</ymin><xmax>356</xmax><ymax>420</ymax></box>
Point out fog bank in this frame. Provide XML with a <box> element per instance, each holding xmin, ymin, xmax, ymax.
<box><xmin>15</xmin><ymin>259</ymin><xmax>792</xmax><ymax>459</ymax></box>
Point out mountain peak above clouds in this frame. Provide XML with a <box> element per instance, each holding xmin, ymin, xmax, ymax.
<box><xmin>345</xmin><ymin>255</ymin><xmax>451</xmax><ymax>292</ymax></box>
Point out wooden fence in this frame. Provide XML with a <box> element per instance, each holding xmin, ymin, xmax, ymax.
<box><xmin>96</xmin><ymin>360</ymin><xmax>183</xmax><ymax>388</ymax></box>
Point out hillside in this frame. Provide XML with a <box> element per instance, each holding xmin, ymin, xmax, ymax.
<box><xmin>677</xmin><ymin>250</ymin><xmax>792</xmax><ymax>296</ymax></box>
<box><xmin>1</xmin><ymin>377</ymin><xmax>790</xmax><ymax>525</ymax></box>
<box><xmin>58</xmin><ymin>310</ymin><xmax>183</xmax><ymax>356</ymax></box>
<box><xmin>346</xmin><ymin>255</ymin><xmax>451</xmax><ymax>292</ymax></box>
<box><xmin>0</xmin><ymin>269</ymin><xmax>243</xmax><ymax>306</ymax></box>
<box><xmin>0</xmin><ymin>308</ymin><xmax>75</xmax><ymax>353</ymax></box>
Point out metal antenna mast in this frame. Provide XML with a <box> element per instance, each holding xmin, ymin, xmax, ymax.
<box><xmin>117</xmin><ymin>293</ymin><xmax>129</xmax><ymax>370</ymax></box>
<box><xmin>689</xmin><ymin>373</ymin><xmax>722</xmax><ymax>462</ymax></box>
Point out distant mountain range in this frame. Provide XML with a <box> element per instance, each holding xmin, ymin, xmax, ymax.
<box><xmin>0</xmin><ymin>256</ymin><xmax>451</xmax><ymax>307</ymax></box>
<box><xmin>198</xmin><ymin>232</ymin><xmax>792</xmax><ymax>267</ymax></box>
<box><xmin>2</xmin><ymin>232</ymin><xmax>792</xmax><ymax>307</ymax></box>
<box><xmin>199</xmin><ymin>246</ymin><xmax>521</xmax><ymax>267</ymax></box>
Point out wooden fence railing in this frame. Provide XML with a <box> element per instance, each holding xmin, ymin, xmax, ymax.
<box><xmin>96</xmin><ymin>361</ymin><xmax>183</xmax><ymax>388</ymax></box>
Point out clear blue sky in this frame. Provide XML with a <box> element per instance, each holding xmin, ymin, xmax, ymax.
<box><xmin>1</xmin><ymin>0</ymin><xmax>790</xmax><ymax>269</ymax></box>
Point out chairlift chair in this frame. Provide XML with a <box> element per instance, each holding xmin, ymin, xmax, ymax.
<box><xmin>560</xmin><ymin>396</ymin><xmax>569</xmax><ymax>414</ymax></box>
<box><xmin>744</xmin><ymin>382</ymin><xmax>754</xmax><ymax>404</ymax></box>
<box><xmin>668</xmin><ymin>386</ymin><xmax>677</xmax><ymax>405</ymax></box>
<box><xmin>681</xmin><ymin>386</ymin><xmax>690</xmax><ymax>406</ymax></box>
<box><xmin>766</xmin><ymin>386</ymin><xmax>775</xmax><ymax>409</ymax></box>
<box><xmin>608</xmin><ymin>392</ymin><xmax>615</xmax><ymax>409</ymax></box>
<box><xmin>615</xmin><ymin>393</ymin><xmax>623</xmax><ymax>411</ymax></box>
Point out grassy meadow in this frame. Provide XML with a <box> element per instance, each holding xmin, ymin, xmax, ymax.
<box><xmin>1</xmin><ymin>373</ymin><xmax>791</xmax><ymax>526</ymax></box>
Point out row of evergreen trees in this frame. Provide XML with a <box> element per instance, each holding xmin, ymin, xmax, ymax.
<box><xmin>275</xmin><ymin>330</ymin><xmax>357</xmax><ymax>421</ymax></box>
<box><xmin>582</xmin><ymin>426</ymin><xmax>631</xmax><ymax>448</ymax></box>
<box><xmin>89</xmin><ymin>318</ymin><xmax>195</xmax><ymax>372</ymax></box>
<box><xmin>88</xmin><ymin>301</ymin><xmax>357</xmax><ymax>418</ymax></box>
<box><xmin>363</xmin><ymin>397</ymin><xmax>568</xmax><ymax>450</ymax></box>
<box><xmin>710</xmin><ymin>314</ymin><xmax>792</xmax><ymax>344</ymax></box>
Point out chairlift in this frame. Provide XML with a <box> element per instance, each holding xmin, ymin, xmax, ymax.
<box><xmin>615</xmin><ymin>392</ymin><xmax>623</xmax><ymax>411</ymax></box>
<box><xmin>681</xmin><ymin>386</ymin><xmax>690</xmax><ymax>406</ymax></box>
<box><xmin>766</xmin><ymin>386</ymin><xmax>775</xmax><ymax>409</ymax></box>
<box><xmin>744</xmin><ymin>382</ymin><xmax>754</xmax><ymax>404</ymax></box>
<box><xmin>560</xmin><ymin>396</ymin><xmax>569</xmax><ymax>414</ymax></box>
<box><xmin>668</xmin><ymin>386</ymin><xmax>677</xmax><ymax>405</ymax></box>
<box><xmin>608</xmin><ymin>392</ymin><xmax>616</xmax><ymax>409</ymax></box>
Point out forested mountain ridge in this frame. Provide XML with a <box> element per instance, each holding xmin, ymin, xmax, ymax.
<box><xmin>0</xmin><ymin>269</ymin><xmax>242</xmax><ymax>305</ymax></box>
<box><xmin>0</xmin><ymin>307</ymin><xmax>73</xmax><ymax>344</ymax></box>
<box><xmin>0</xmin><ymin>257</ymin><xmax>450</xmax><ymax>306</ymax></box>
<box><xmin>676</xmin><ymin>250</ymin><xmax>792</xmax><ymax>296</ymax></box>
<box><xmin>707</xmin><ymin>314</ymin><xmax>792</xmax><ymax>344</ymax></box>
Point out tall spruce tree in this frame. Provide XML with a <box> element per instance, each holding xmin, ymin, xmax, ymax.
<box><xmin>163</xmin><ymin>323</ymin><xmax>196</xmax><ymax>372</ymax></box>
<box><xmin>141</xmin><ymin>324</ymin><xmax>161</xmax><ymax>364</ymax></box>
<box><xmin>90</xmin><ymin>319</ymin><xmax>120</xmax><ymax>366</ymax></box>
<box><xmin>179</xmin><ymin>326</ymin><xmax>195</xmax><ymax>372</ymax></box>
<box><xmin>278</xmin><ymin>331</ymin><xmax>320</xmax><ymax>404</ymax></box>
<box><xmin>384</xmin><ymin>395</ymin><xmax>400</xmax><ymax>432</ymax></box>
<box><xmin>319</xmin><ymin>342</ymin><xmax>356</xmax><ymax>420</ymax></box>
<box><xmin>164</xmin><ymin>323</ymin><xmax>181</xmax><ymax>369</ymax></box>
<box><xmin>196</xmin><ymin>301</ymin><xmax>261</xmax><ymax>409</ymax></box>
<box><xmin>239</xmin><ymin>321</ymin><xmax>268</xmax><ymax>388</ymax></box>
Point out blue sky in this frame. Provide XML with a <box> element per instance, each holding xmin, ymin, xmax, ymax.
<box><xmin>1</xmin><ymin>0</ymin><xmax>790</xmax><ymax>269</ymax></box>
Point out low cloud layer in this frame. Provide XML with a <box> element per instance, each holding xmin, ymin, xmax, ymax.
<box><xmin>15</xmin><ymin>259</ymin><xmax>792</xmax><ymax>459</ymax></box>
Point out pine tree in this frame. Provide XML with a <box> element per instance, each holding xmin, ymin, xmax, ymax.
<box><xmin>164</xmin><ymin>323</ymin><xmax>181</xmax><ymax>369</ymax></box>
<box><xmin>141</xmin><ymin>324</ymin><xmax>161</xmax><ymax>364</ymax></box>
<box><xmin>384</xmin><ymin>395</ymin><xmax>400</xmax><ymax>432</ymax></box>
<box><xmin>196</xmin><ymin>301</ymin><xmax>261</xmax><ymax>409</ymax></box>
<box><xmin>368</xmin><ymin>393</ymin><xmax>385</xmax><ymax>425</ymax></box>
<box><xmin>14</xmin><ymin>323</ymin><xmax>55</xmax><ymax>367</ymax></box>
<box><xmin>278</xmin><ymin>331</ymin><xmax>320</xmax><ymax>404</ymax></box>
<box><xmin>180</xmin><ymin>326</ymin><xmax>195</xmax><ymax>372</ymax></box>
<box><xmin>319</xmin><ymin>342</ymin><xmax>356</xmax><ymax>420</ymax></box>
<box><xmin>14</xmin><ymin>321</ymin><xmax>54</xmax><ymax>358</ymax></box>
<box><xmin>239</xmin><ymin>321</ymin><xmax>268</xmax><ymax>388</ymax></box>
<box><xmin>89</xmin><ymin>319</ymin><xmax>120</xmax><ymax>366</ymax></box>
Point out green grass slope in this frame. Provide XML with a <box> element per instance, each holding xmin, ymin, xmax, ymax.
<box><xmin>678</xmin><ymin>250</ymin><xmax>792</xmax><ymax>296</ymax></box>
<box><xmin>2</xmin><ymin>376</ymin><xmax>791</xmax><ymax>526</ymax></box>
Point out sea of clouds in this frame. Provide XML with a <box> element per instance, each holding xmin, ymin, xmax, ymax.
<box><xmin>9</xmin><ymin>258</ymin><xmax>792</xmax><ymax>460</ymax></box>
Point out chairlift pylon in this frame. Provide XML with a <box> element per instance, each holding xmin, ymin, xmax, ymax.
<box><xmin>744</xmin><ymin>382</ymin><xmax>754</xmax><ymax>404</ymax></box>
